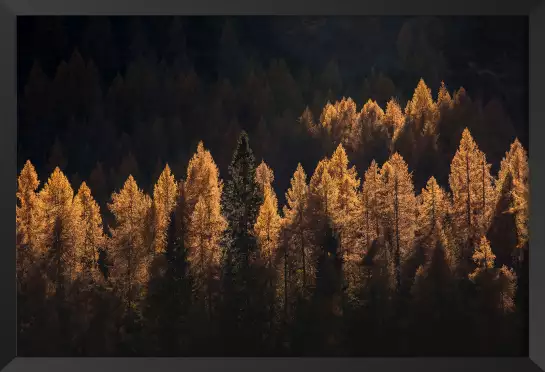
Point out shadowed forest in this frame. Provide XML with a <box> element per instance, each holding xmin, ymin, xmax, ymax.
<box><xmin>17</xmin><ymin>16</ymin><xmax>529</xmax><ymax>356</ymax></box>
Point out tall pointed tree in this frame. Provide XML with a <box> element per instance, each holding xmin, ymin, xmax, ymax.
<box><xmin>222</xmin><ymin>131</ymin><xmax>263</xmax><ymax>272</ymax></box>
<box><xmin>254</xmin><ymin>185</ymin><xmax>282</xmax><ymax>267</ymax></box>
<box><xmin>39</xmin><ymin>167</ymin><xmax>81</xmax><ymax>290</ymax></box>
<box><xmin>449</xmin><ymin>128</ymin><xmax>496</xmax><ymax>261</ymax></box>
<box><xmin>283</xmin><ymin>163</ymin><xmax>312</xmax><ymax>290</ymax></box>
<box><xmin>152</xmin><ymin>164</ymin><xmax>178</xmax><ymax>254</ymax></box>
<box><xmin>378</xmin><ymin>153</ymin><xmax>416</xmax><ymax>291</ymax></box>
<box><xmin>184</xmin><ymin>141</ymin><xmax>227</xmax><ymax>316</ymax></box>
<box><xmin>17</xmin><ymin>160</ymin><xmax>45</xmax><ymax>281</ymax></box>
<box><xmin>73</xmin><ymin>182</ymin><xmax>105</xmax><ymax>283</ymax></box>
<box><xmin>497</xmin><ymin>139</ymin><xmax>529</xmax><ymax>255</ymax></box>
<box><xmin>361</xmin><ymin>160</ymin><xmax>382</xmax><ymax>251</ymax></box>
<box><xmin>417</xmin><ymin>176</ymin><xmax>449</xmax><ymax>238</ymax></box>
<box><xmin>255</xmin><ymin>160</ymin><xmax>275</xmax><ymax>194</ymax></box>
<box><xmin>108</xmin><ymin>175</ymin><xmax>153</xmax><ymax>317</ymax></box>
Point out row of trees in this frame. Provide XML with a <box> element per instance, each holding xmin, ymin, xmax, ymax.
<box><xmin>17</xmin><ymin>125</ymin><xmax>528</xmax><ymax>356</ymax></box>
<box><xmin>20</xmin><ymin>31</ymin><xmax>521</xmax><ymax>209</ymax></box>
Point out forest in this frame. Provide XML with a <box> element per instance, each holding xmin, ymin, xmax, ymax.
<box><xmin>16</xmin><ymin>17</ymin><xmax>529</xmax><ymax>356</ymax></box>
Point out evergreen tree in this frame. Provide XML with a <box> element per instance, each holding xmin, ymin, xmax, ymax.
<box><xmin>221</xmin><ymin>131</ymin><xmax>264</xmax><ymax>353</ymax></box>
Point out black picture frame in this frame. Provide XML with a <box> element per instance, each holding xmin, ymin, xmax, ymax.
<box><xmin>2</xmin><ymin>1</ymin><xmax>544</xmax><ymax>371</ymax></box>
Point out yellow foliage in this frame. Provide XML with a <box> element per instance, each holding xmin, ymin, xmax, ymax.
<box><xmin>152</xmin><ymin>164</ymin><xmax>178</xmax><ymax>254</ymax></box>
<box><xmin>184</xmin><ymin>141</ymin><xmax>227</xmax><ymax>305</ymax></box>
<box><xmin>73</xmin><ymin>181</ymin><xmax>105</xmax><ymax>282</ymax></box>
<box><xmin>449</xmin><ymin>128</ymin><xmax>496</xmax><ymax>245</ymax></box>
<box><xmin>108</xmin><ymin>175</ymin><xmax>153</xmax><ymax>305</ymax></box>
<box><xmin>379</xmin><ymin>153</ymin><xmax>416</xmax><ymax>264</ymax></box>
<box><xmin>254</xmin><ymin>186</ymin><xmax>282</xmax><ymax>265</ymax></box>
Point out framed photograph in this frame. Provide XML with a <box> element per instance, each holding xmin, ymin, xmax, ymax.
<box><xmin>2</xmin><ymin>1</ymin><xmax>544</xmax><ymax>371</ymax></box>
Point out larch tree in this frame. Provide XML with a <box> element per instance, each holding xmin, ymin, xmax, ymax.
<box><xmin>378</xmin><ymin>153</ymin><xmax>416</xmax><ymax>292</ymax></box>
<box><xmin>383</xmin><ymin>98</ymin><xmax>405</xmax><ymax>145</ymax></box>
<box><xmin>39</xmin><ymin>167</ymin><xmax>81</xmax><ymax>294</ymax></box>
<box><xmin>405</xmin><ymin>78</ymin><xmax>437</xmax><ymax>133</ymax></box>
<box><xmin>469</xmin><ymin>236</ymin><xmax>496</xmax><ymax>282</ymax></box>
<box><xmin>327</xmin><ymin>144</ymin><xmax>362</xmax><ymax>291</ymax></box>
<box><xmin>319</xmin><ymin>97</ymin><xmax>359</xmax><ymax>150</ymax></box>
<box><xmin>184</xmin><ymin>141</ymin><xmax>227</xmax><ymax>316</ymax></box>
<box><xmin>436</xmin><ymin>81</ymin><xmax>453</xmax><ymax>111</ymax></box>
<box><xmin>16</xmin><ymin>160</ymin><xmax>45</xmax><ymax>283</ymax></box>
<box><xmin>283</xmin><ymin>163</ymin><xmax>312</xmax><ymax>291</ymax></box>
<box><xmin>497</xmin><ymin>139</ymin><xmax>529</xmax><ymax>257</ymax></box>
<box><xmin>361</xmin><ymin>160</ymin><xmax>382</xmax><ymax>251</ymax></box>
<box><xmin>469</xmin><ymin>237</ymin><xmax>517</xmax><ymax>315</ymax></box>
<box><xmin>255</xmin><ymin>159</ymin><xmax>275</xmax><ymax>194</ymax></box>
<box><xmin>255</xmin><ymin>184</ymin><xmax>282</xmax><ymax>263</ymax></box>
<box><xmin>417</xmin><ymin>176</ymin><xmax>449</xmax><ymax>239</ymax></box>
<box><xmin>308</xmin><ymin>158</ymin><xmax>339</xmax><ymax>225</ymax></box>
<box><xmin>449</xmin><ymin>128</ymin><xmax>496</xmax><ymax>262</ymax></box>
<box><xmin>108</xmin><ymin>175</ymin><xmax>153</xmax><ymax>318</ymax></box>
<box><xmin>73</xmin><ymin>182</ymin><xmax>105</xmax><ymax>284</ymax></box>
<box><xmin>253</xmin><ymin>182</ymin><xmax>283</xmax><ymax>333</ymax></box>
<box><xmin>152</xmin><ymin>164</ymin><xmax>178</xmax><ymax>254</ymax></box>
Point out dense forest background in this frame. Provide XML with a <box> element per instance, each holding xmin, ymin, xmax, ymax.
<box><xmin>16</xmin><ymin>16</ymin><xmax>529</xmax><ymax>357</ymax></box>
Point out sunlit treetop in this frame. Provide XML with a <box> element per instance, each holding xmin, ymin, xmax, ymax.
<box><xmin>499</xmin><ymin>138</ymin><xmax>528</xmax><ymax>186</ymax></box>
<box><xmin>256</xmin><ymin>160</ymin><xmax>275</xmax><ymax>193</ymax></box>
<box><xmin>383</xmin><ymin>98</ymin><xmax>405</xmax><ymax>135</ymax></box>
<box><xmin>16</xmin><ymin>160</ymin><xmax>44</xmax><ymax>252</ymax></box>
<box><xmin>437</xmin><ymin>81</ymin><xmax>453</xmax><ymax>108</ymax></box>
<box><xmin>360</xmin><ymin>99</ymin><xmax>385</xmax><ymax>123</ymax></box>
<box><xmin>405</xmin><ymin>78</ymin><xmax>436</xmax><ymax>121</ymax></box>
<box><xmin>18</xmin><ymin>160</ymin><xmax>40</xmax><ymax>197</ymax></box>
<box><xmin>283</xmin><ymin>163</ymin><xmax>309</xmax><ymax>222</ymax></box>
<box><xmin>39</xmin><ymin>167</ymin><xmax>74</xmax><ymax>216</ymax></box>
<box><xmin>472</xmin><ymin>236</ymin><xmax>496</xmax><ymax>270</ymax></box>
<box><xmin>153</xmin><ymin>164</ymin><xmax>178</xmax><ymax>254</ymax></box>
<box><xmin>254</xmin><ymin>185</ymin><xmax>282</xmax><ymax>263</ymax></box>
<box><xmin>453</xmin><ymin>86</ymin><xmax>469</xmax><ymax>105</ymax></box>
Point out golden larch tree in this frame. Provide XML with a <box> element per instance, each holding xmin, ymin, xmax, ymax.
<box><xmin>108</xmin><ymin>175</ymin><xmax>153</xmax><ymax>314</ymax></box>
<box><xmin>73</xmin><ymin>181</ymin><xmax>105</xmax><ymax>283</ymax></box>
<box><xmin>361</xmin><ymin>160</ymin><xmax>382</xmax><ymax>250</ymax></box>
<box><xmin>283</xmin><ymin>163</ymin><xmax>313</xmax><ymax>292</ymax></box>
<box><xmin>255</xmin><ymin>160</ymin><xmax>275</xmax><ymax>194</ymax></box>
<box><xmin>254</xmin><ymin>185</ymin><xmax>282</xmax><ymax>267</ymax></box>
<box><xmin>417</xmin><ymin>176</ymin><xmax>449</xmax><ymax>238</ymax></box>
<box><xmin>469</xmin><ymin>236</ymin><xmax>496</xmax><ymax>281</ymax></box>
<box><xmin>383</xmin><ymin>98</ymin><xmax>405</xmax><ymax>143</ymax></box>
<box><xmin>449</xmin><ymin>128</ymin><xmax>496</xmax><ymax>255</ymax></box>
<box><xmin>39</xmin><ymin>167</ymin><xmax>81</xmax><ymax>295</ymax></box>
<box><xmin>436</xmin><ymin>81</ymin><xmax>453</xmax><ymax>110</ymax></box>
<box><xmin>309</xmin><ymin>158</ymin><xmax>339</xmax><ymax>219</ymax></box>
<box><xmin>16</xmin><ymin>160</ymin><xmax>45</xmax><ymax>282</ymax></box>
<box><xmin>327</xmin><ymin>144</ymin><xmax>362</xmax><ymax>271</ymax></box>
<box><xmin>184</xmin><ymin>141</ymin><xmax>227</xmax><ymax>315</ymax></box>
<box><xmin>405</xmin><ymin>78</ymin><xmax>438</xmax><ymax>132</ymax></box>
<box><xmin>378</xmin><ymin>153</ymin><xmax>416</xmax><ymax>291</ymax></box>
<box><xmin>152</xmin><ymin>164</ymin><xmax>178</xmax><ymax>254</ymax></box>
<box><xmin>497</xmin><ymin>139</ymin><xmax>529</xmax><ymax>253</ymax></box>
